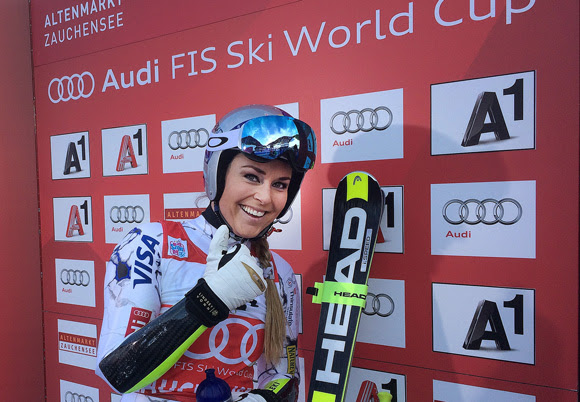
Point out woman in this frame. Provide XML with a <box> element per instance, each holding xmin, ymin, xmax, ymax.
<box><xmin>96</xmin><ymin>104</ymin><xmax>317</xmax><ymax>402</ymax></box>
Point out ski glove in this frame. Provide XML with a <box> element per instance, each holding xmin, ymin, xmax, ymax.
<box><xmin>185</xmin><ymin>225</ymin><xmax>266</xmax><ymax>327</ymax></box>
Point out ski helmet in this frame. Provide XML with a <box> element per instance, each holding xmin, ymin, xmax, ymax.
<box><xmin>204</xmin><ymin>104</ymin><xmax>317</xmax><ymax>221</ymax></box>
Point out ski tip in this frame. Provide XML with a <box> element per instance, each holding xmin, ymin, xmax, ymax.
<box><xmin>340</xmin><ymin>170</ymin><xmax>379</xmax><ymax>184</ymax></box>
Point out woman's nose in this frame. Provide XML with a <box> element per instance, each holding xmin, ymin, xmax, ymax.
<box><xmin>253</xmin><ymin>184</ymin><xmax>272</xmax><ymax>204</ymax></box>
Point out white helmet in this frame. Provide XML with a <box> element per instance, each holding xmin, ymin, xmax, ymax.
<box><xmin>203</xmin><ymin>104</ymin><xmax>317</xmax><ymax>235</ymax></box>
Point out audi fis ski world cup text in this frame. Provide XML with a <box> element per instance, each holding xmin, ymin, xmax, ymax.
<box><xmin>46</xmin><ymin>1</ymin><xmax>536</xmax><ymax>103</ymax></box>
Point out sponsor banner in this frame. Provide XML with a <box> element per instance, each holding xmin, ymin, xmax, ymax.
<box><xmin>104</xmin><ymin>194</ymin><xmax>150</xmax><ymax>244</ymax></box>
<box><xmin>53</xmin><ymin>196</ymin><xmax>93</xmax><ymax>242</ymax></box>
<box><xmin>357</xmin><ymin>278</ymin><xmax>405</xmax><ymax>348</ymax></box>
<box><xmin>57</xmin><ymin>319</ymin><xmax>98</xmax><ymax>370</ymax></box>
<box><xmin>31</xmin><ymin>0</ymin><xmax>296</xmax><ymax>65</ymax></box>
<box><xmin>101</xmin><ymin>123</ymin><xmax>148</xmax><ymax>176</ymax></box>
<box><xmin>432</xmin><ymin>283</ymin><xmax>535</xmax><ymax>364</ymax></box>
<box><xmin>433</xmin><ymin>380</ymin><xmax>535</xmax><ymax>401</ymax></box>
<box><xmin>431</xmin><ymin>180</ymin><xmax>536</xmax><ymax>258</ymax></box>
<box><xmin>431</xmin><ymin>71</ymin><xmax>536</xmax><ymax>155</ymax></box>
<box><xmin>163</xmin><ymin>191</ymin><xmax>208</xmax><ymax>222</ymax></box>
<box><xmin>320</xmin><ymin>89</ymin><xmax>403</xmax><ymax>163</ymax></box>
<box><xmin>345</xmin><ymin>367</ymin><xmax>406</xmax><ymax>402</ymax></box>
<box><xmin>50</xmin><ymin>131</ymin><xmax>91</xmax><ymax>179</ymax></box>
<box><xmin>55</xmin><ymin>258</ymin><xmax>95</xmax><ymax>307</ymax></box>
<box><xmin>323</xmin><ymin>186</ymin><xmax>403</xmax><ymax>253</ymax></box>
<box><xmin>60</xmin><ymin>379</ymin><xmax>99</xmax><ymax>402</ymax></box>
<box><xmin>162</xmin><ymin>114</ymin><xmax>216</xmax><ymax>173</ymax></box>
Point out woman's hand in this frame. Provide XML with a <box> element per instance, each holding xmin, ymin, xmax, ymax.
<box><xmin>203</xmin><ymin>225</ymin><xmax>266</xmax><ymax>310</ymax></box>
<box><xmin>185</xmin><ymin>225</ymin><xmax>267</xmax><ymax>327</ymax></box>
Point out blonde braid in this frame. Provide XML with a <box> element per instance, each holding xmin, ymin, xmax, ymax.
<box><xmin>252</xmin><ymin>236</ymin><xmax>285</xmax><ymax>365</ymax></box>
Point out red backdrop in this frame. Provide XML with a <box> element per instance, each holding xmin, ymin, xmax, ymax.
<box><xmin>30</xmin><ymin>0</ymin><xmax>579</xmax><ymax>400</ymax></box>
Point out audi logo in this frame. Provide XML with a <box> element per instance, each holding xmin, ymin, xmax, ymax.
<box><xmin>442</xmin><ymin>198</ymin><xmax>522</xmax><ymax>225</ymax></box>
<box><xmin>363</xmin><ymin>293</ymin><xmax>394</xmax><ymax>317</ymax></box>
<box><xmin>110</xmin><ymin>206</ymin><xmax>145</xmax><ymax>224</ymax></box>
<box><xmin>64</xmin><ymin>391</ymin><xmax>94</xmax><ymax>402</ymax></box>
<box><xmin>184</xmin><ymin>317</ymin><xmax>264</xmax><ymax>365</ymax></box>
<box><xmin>48</xmin><ymin>72</ymin><xmax>95</xmax><ymax>104</ymax></box>
<box><xmin>330</xmin><ymin>106</ymin><xmax>393</xmax><ymax>134</ymax></box>
<box><xmin>60</xmin><ymin>269</ymin><xmax>90</xmax><ymax>287</ymax></box>
<box><xmin>134</xmin><ymin>309</ymin><xmax>150</xmax><ymax>318</ymax></box>
<box><xmin>168</xmin><ymin>129</ymin><xmax>209</xmax><ymax>150</ymax></box>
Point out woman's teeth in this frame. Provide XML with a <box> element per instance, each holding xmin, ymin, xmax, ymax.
<box><xmin>241</xmin><ymin>205</ymin><xmax>265</xmax><ymax>217</ymax></box>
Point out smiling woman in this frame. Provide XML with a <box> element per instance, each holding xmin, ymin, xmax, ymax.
<box><xmin>219</xmin><ymin>155</ymin><xmax>292</xmax><ymax>239</ymax></box>
<box><xmin>96</xmin><ymin>105</ymin><xmax>317</xmax><ymax>402</ymax></box>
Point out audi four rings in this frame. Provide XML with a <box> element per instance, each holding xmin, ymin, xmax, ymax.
<box><xmin>330</xmin><ymin>106</ymin><xmax>393</xmax><ymax>134</ymax></box>
<box><xmin>363</xmin><ymin>293</ymin><xmax>395</xmax><ymax>317</ymax></box>
<box><xmin>48</xmin><ymin>72</ymin><xmax>95</xmax><ymax>104</ymax></box>
<box><xmin>184</xmin><ymin>317</ymin><xmax>263</xmax><ymax>365</ymax></box>
<box><xmin>110</xmin><ymin>206</ymin><xmax>145</xmax><ymax>224</ymax></box>
<box><xmin>60</xmin><ymin>269</ymin><xmax>90</xmax><ymax>286</ymax></box>
<box><xmin>64</xmin><ymin>392</ymin><xmax>94</xmax><ymax>402</ymax></box>
<box><xmin>168</xmin><ymin>128</ymin><xmax>210</xmax><ymax>150</ymax></box>
<box><xmin>442</xmin><ymin>198</ymin><xmax>523</xmax><ymax>225</ymax></box>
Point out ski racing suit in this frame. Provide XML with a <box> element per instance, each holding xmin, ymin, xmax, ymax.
<box><xmin>96</xmin><ymin>214</ymin><xmax>301</xmax><ymax>401</ymax></box>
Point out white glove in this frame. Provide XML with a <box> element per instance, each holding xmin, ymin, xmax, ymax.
<box><xmin>203</xmin><ymin>225</ymin><xmax>266</xmax><ymax>311</ymax></box>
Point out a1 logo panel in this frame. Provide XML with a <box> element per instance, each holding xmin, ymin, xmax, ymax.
<box><xmin>102</xmin><ymin>124</ymin><xmax>148</xmax><ymax>176</ymax></box>
<box><xmin>50</xmin><ymin>131</ymin><xmax>90</xmax><ymax>179</ymax></box>
<box><xmin>345</xmin><ymin>367</ymin><xmax>406</xmax><ymax>402</ymax></box>
<box><xmin>432</xmin><ymin>283</ymin><xmax>535</xmax><ymax>364</ymax></box>
<box><xmin>53</xmin><ymin>196</ymin><xmax>93</xmax><ymax>242</ymax></box>
<box><xmin>431</xmin><ymin>180</ymin><xmax>535</xmax><ymax>258</ymax></box>
<box><xmin>431</xmin><ymin>71</ymin><xmax>535</xmax><ymax>155</ymax></box>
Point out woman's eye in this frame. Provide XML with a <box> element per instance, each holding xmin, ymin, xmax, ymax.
<box><xmin>273</xmin><ymin>181</ymin><xmax>289</xmax><ymax>190</ymax></box>
<box><xmin>244</xmin><ymin>173</ymin><xmax>259</xmax><ymax>182</ymax></box>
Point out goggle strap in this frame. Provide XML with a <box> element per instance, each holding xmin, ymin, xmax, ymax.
<box><xmin>207</xmin><ymin>128</ymin><xmax>242</xmax><ymax>151</ymax></box>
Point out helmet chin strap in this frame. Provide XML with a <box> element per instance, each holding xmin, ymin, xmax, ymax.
<box><xmin>202</xmin><ymin>203</ymin><xmax>274</xmax><ymax>242</ymax></box>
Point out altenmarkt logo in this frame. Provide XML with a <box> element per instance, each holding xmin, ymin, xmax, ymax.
<box><xmin>48</xmin><ymin>72</ymin><xmax>95</xmax><ymax>103</ymax></box>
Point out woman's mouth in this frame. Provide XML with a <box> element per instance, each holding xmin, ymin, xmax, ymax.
<box><xmin>241</xmin><ymin>205</ymin><xmax>266</xmax><ymax>218</ymax></box>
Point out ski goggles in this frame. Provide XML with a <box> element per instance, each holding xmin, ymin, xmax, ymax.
<box><xmin>207</xmin><ymin>115</ymin><xmax>317</xmax><ymax>172</ymax></box>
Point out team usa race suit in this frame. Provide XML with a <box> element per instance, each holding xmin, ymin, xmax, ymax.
<box><xmin>96</xmin><ymin>214</ymin><xmax>301</xmax><ymax>401</ymax></box>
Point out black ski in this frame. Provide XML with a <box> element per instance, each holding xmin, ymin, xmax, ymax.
<box><xmin>307</xmin><ymin>171</ymin><xmax>384</xmax><ymax>402</ymax></box>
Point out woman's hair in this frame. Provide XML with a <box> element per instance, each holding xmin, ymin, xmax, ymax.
<box><xmin>252</xmin><ymin>236</ymin><xmax>286</xmax><ymax>365</ymax></box>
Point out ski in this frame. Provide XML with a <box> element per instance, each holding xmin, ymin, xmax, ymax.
<box><xmin>307</xmin><ymin>171</ymin><xmax>384</xmax><ymax>402</ymax></box>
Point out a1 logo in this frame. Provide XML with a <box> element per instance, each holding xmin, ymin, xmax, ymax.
<box><xmin>432</xmin><ymin>283</ymin><xmax>534</xmax><ymax>364</ymax></box>
<box><xmin>463</xmin><ymin>294</ymin><xmax>524</xmax><ymax>350</ymax></box>
<box><xmin>53</xmin><ymin>197</ymin><xmax>93</xmax><ymax>242</ymax></box>
<box><xmin>50</xmin><ymin>131</ymin><xmax>90</xmax><ymax>179</ymax></box>
<box><xmin>102</xmin><ymin>124</ymin><xmax>148</xmax><ymax>176</ymax></box>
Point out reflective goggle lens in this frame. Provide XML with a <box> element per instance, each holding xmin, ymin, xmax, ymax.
<box><xmin>209</xmin><ymin>115</ymin><xmax>316</xmax><ymax>171</ymax></box>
